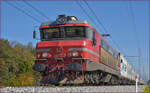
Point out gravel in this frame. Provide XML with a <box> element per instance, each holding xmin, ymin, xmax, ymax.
<box><xmin>0</xmin><ymin>85</ymin><xmax>147</xmax><ymax>93</ymax></box>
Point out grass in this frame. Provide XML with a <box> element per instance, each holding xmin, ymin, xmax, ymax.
<box><xmin>143</xmin><ymin>86</ymin><xmax>150</xmax><ymax>93</ymax></box>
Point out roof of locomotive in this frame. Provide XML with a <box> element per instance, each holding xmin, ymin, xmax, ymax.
<box><xmin>41</xmin><ymin>20</ymin><xmax>89</xmax><ymax>26</ymax></box>
<box><xmin>41</xmin><ymin>14</ymin><xmax>89</xmax><ymax>26</ymax></box>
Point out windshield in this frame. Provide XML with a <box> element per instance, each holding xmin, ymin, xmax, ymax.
<box><xmin>41</xmin><ymin>27</ymin><xmax>60</xmax><ymax>39</ymax></box>
<box><xmin>40</xmin><ymin>26</ymin><xmax>86</xmax><ymax>40</ymax></box>
<box><xmin>65</xmin><ymin>27</ymin><xmax>85</xmax><ymax>38</ymax></box>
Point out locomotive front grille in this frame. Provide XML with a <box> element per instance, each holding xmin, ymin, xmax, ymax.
<box><xmin>68</xmin><ymin>63</ymin><xmax>82</xmax><ymax>71</ymax></box>
<box><xmin>56</xmin><ymin>58</ymin><xmax>64</xmax><ymax>62</ymax></box>
<box><xmin>35</xmin><ymin>59</ymin><xmax>48</xmax><ymax>63</ymax></box>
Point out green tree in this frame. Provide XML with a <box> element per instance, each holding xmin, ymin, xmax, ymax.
<box><xmin>0</xmin><ymin>39</ymin><xmax>40</xmax><ymax>86</ymax></box>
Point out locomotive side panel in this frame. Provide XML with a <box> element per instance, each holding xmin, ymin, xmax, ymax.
<box><xmin>85</xmin><ymin>28</ymin><xmax>100</xmax><ymax>64</ymax></box>
<box><xmin>100</xmin><ymin>47</ymin><xmax>118</xmax><ymax>71</ymax></box>
<box><xmin>100</xmin><ymin>38</ymin><xmax>119</xmax><ymax>72</ymax></box>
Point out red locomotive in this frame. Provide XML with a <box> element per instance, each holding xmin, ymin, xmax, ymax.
<box><xmin>33</xmin><ymin>15</ymin><xmax>144</xmax><ymax>85</ymax></box>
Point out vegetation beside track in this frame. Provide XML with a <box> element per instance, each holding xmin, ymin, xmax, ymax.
<box><xmin>143</xmin><ymin>86</ymin><xmax>150</xmax><ymax>93</ymax></box>
<box><xmin>0</xmin><ymin>39</ymin><xmax>40</xmax><ymax>86</ymax></box>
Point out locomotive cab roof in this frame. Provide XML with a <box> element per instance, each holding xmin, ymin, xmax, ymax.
<box><xmin>41</xmin><ymin>14</ymin><xmax>89</xmax><ymax>26</ymax></box>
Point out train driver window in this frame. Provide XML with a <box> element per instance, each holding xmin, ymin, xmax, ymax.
<box><xmin>86</xmin><ymin>27</ymin><xmax>92</xmax><ymax>40</ymax></box>
<box><xmin>121</xmin><ymin>59</ymin><xmax>123</xmax><ymax>63</ymax></box>
<box><xmin>92</xmin><ymin>32</ymin><xmax>96</xmax><ymax>46</ymax></box>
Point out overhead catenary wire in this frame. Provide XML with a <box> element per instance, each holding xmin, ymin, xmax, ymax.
<box><xmin>128</xmin><ymin>1</ymin><xmax>142</xmax><ymax>77</ymax></box>
<box><xmin>128</xmin><ymin>1</ymin><xmax>140</xmax><ymax>47</ymax></box>
<box><xmin>128</xmin><ymin>1</ymin><xmax>141</xmax><ymax>51</ymax></box>
<box><xmin>5</xmin><ymin>1</ymin><xmax>41</xmax><ymax>23</ymax></box>
<box><xmin>80</xmin><ymin>0</ymin><xmax>125</xmax><ymax>54</ymax></box>
<box><xmin>76</xmin><ymin>1</ymin><xmax>104</xmax><ymax>34</ymax></box>
<box><xmin>23</xmin><ymin>0</ymin><xmax>51</xmax><ymax>21</ymax></box>
<box><xmin>83</xmin><ymin>0</ymin><xmax>108</xmax><ymax>34</ymax></box>
<box><xmin>14</xmin><ymin>1</ymin><xmax>45</xmax><ymax>22</ymax></box>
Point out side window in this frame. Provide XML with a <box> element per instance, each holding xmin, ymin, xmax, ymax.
<box><xmin>92</xmin><ymin>32</ymin><xmax>96</xmax><ymax>46</ymax></box>
<box><xmin>101</xmin><ymin>38</ymin><xmax>118</xmax><ymax>59</ymax></box>
<box><xmin>121</xmin><ymin>59</ymin><xmax>123</xmax><ymax>63</ymax></box>
<box><xmin>86</xmin><ymin>27</ymin><xmax>92</xmax><ymax>40</ymax></box>
<box><xmin>101</xmin><ymin>39</ymin><xmax>109</xmax><ymax>51</ymax></box>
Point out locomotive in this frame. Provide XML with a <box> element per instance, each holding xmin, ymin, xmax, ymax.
<box><xmin>33</xmin><ymin>14</ymin><xmax>144</xmax><ymax>85</ymax></box>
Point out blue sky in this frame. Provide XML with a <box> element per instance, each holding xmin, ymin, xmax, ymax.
<box><xmin>1</xmin><ymin>1</ymin><xmax>149</xmax><ymax>80</ymax></box>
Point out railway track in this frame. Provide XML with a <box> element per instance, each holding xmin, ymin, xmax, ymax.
<box><xmin>0</xmin><ymin>85</ymin><xmax>147</xmax><ymax>92</ymax></box>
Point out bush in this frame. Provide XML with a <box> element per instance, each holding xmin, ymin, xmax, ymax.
<box><xmin>143</xmin><ymin>86</ymin><xmax>150</xmax><ymax>93</ymax></box>
<box><xmin>0</xmin><ymin>39</ymin><xmax>40</xmax><ymax>86</ymax></box>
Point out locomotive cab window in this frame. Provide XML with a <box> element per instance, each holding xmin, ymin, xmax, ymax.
<box><xmin>41</xmin><ymin>27</ymin><xmax>60</xmax><ymax>40</ymax></box>
<box><xmin>40</xmin><ymin>26</ymin><xmax>88</xmax><ymax>41</ymax></box>
<box><xmin>121</xmin><ymin>59</ymin><xmax>123</xmax><ymax>63</ymax></box>
<box><xmin>86</xmin><ymin>27</ymin><xmax>92</xmax><ymax>40</ymax></box>
<box><xmin>92</xmin><ymin>32</ymin><xmax>96</xmax><ymax>45</ymax></box>
<box><xmin>65</xmin><ymin>26</ymin><xmax>86</xmax><ymax>38</ymax></box>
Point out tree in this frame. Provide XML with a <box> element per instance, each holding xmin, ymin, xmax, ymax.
<box><xmin>0</xmin><ymin>39</ymin><xmax>40</xmax><ymax>86</ymax></box>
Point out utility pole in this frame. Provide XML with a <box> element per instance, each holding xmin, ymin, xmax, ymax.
<box><xmin>149</xmin><ymin>6</ymin><xmax>150</xmax><ymax>84</ymax></box>
<box><xmin>138</xmin><ymin>48</ymin><xmax>141</xmax><ymax>77</ymax></box>
<box><xmin>125</xmin><ymin>48</ymin><xmax>142</xmax><ymax>80</ymax></box>
<box><xmin>142</xmin><ymin>65</ymin><xmax>146</xmax><ymax>81</ymax></box>
<box><xmin>124</xmin><ymin>55</ymin><xmax>139</xmax><ymax>71</ymax></box>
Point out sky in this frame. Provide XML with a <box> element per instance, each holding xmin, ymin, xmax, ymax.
<box><xmin>1</xmin><ymin>0</ymin><xmax>149</xmax><ymax>80</ymax></box>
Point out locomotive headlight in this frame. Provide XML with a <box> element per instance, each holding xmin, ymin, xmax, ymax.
<box><xmin>37</xmin><ymin>53</ymin><xmax>41</xmax><ymax>58</ymax></box>
<box><xmin>42</xmin><ymin>52</ymin><xmax>48</xmax><ymax>58</ymax></box>
<box><xmin>71</xmin><ymin>52</ymin><xmax>78</xmax><ymax>57</ymax></box>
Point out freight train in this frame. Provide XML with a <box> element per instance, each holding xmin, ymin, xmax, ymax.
<box><xmin>33</xmin><ymin>14</ymin><xmax>145</xmax><ymax>85</ymax></box>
